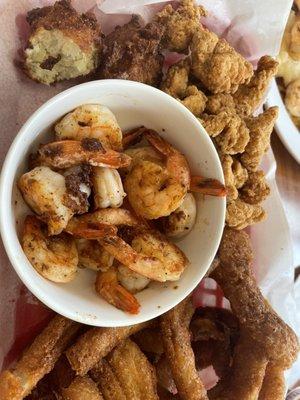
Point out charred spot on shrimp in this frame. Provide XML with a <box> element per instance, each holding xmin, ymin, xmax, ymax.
<box><xmin>81</xmin><ymin>138</ymin><xmax>103</xmax><ymax>152</ymax></box>
<box><xmin>40</xmin><ymin>143</ymin><xmax>63</xmax><ymax>159</ymax></box>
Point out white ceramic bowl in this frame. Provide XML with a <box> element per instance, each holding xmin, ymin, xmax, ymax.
<box><xmin>0</xmin><ymin>80</ymin><xmax>225</xmax><ymax>327</ymax></box>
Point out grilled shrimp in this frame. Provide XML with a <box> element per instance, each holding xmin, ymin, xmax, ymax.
<box><xmin>124</xmin><ymin>146</ymin><xmax>163</xmax><ymax>172</ymax></box>
<box><xmin>76</xmin><ymin>239</ymin><xmax>114</xmax><ymax>271</ymax></box>
<box><xmin>92</xmin><ymin>167</ymin><xmax>126</xmax><ymax>209</ymax></box>
<box><xmin>124</xmin><ymin>130</ymin><xmax>191</xmax><ymax>219</ymax></box>
<box><xmin>55</xmin><ymin>104</ymin><xmax>123</xmax><ymax>151</ymax></box>
<box><xmin>22</xmin><ymin>215</ymin><xmax>78</xmax><ymax>283</ymax></box>
<box><xmin>63</xmin><ymin>165</ymin><xmax>91</xmax><ymax>214</ymax></box>
<box><xmin>190</xmin><ymin>176</ymin><xmax>226</xmax><ymax>196</ymax></box>
<box><xmin>95</xmin><ymin>266</ymin><xmax>140</xmax><ymax>314</ymax></box>
<box><xmin>117</xmin><ymin>264</ymin><xmax>150</xmax><ymax>294</ymax></box>
<box><xmin>161</xmin><ymin>193</ymin><xmax>197</xmax><ymax>238</ymax></box>
<box><xmin>37</xmin><ymin>139</ymin><xmax>131</xmax><ymax>169</ymax></box>
<box><xmin>18</xmin><ymin>166</ymin><xmax>74</xmax><ymax>235</ymax></box>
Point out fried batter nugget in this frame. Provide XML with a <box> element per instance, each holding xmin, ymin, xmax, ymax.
<box><xmin>156</xmin><ymin>0</ymin><xmax>206</xmax><ymax>52</ymax></box>
<box><xmin>160</xmin><ymin>297</ymin><xmax>208</xmax><ymax>400</ymax></box>
<box><xmin>240</xmin><ymin>170</ymin><xmax>270</xmax><ymax>205</ymax></box>
<box><xmin>233</xmin><ymin>56</ymin><xmax>279</xmax><ymax>117</ymax></box>
<box><xmin>211</xmin><ymin>228</ymin><xmax>299</xmax><ymax>369</ymax></box>
<box><xmin>241</xmin><ymin>107</ymin><xmax>278</xmax><ymax>171</ymax></box>
<box><xmin>181</xmin><ymin>85</ymin><xmax>207</xmax><ymax>116</ymax></box>
<box><xmin>99</xmin><ymin>16</ymin><xmax>164</xmax><ymax>86</ymax></box>
<box><xmin>161</xmin><ymin>59</ymin><xmax>190</xmax><ymax>98</ymax></box>
<box><xmin>91</xmin><ymin>339</ymin><xmax>159</xmax><ymax>400</ymax></box>
<box><xmin>226</xmin><ymin>198</ymin><xmax>266</xmax><ymax>229</ymax></box>
<box><xmin>221</xmin><ymin>155</ymin><xmax>248</xmax><ymax>201</ymax></box>
<box><xmin>257</xmin><ymin>364</ymin><xmax>285</xmax><ymax>400</ymax></box>
<box><xmin>23</xmin><ymin>0</ymin><xmax>101</xmax><ymax>85</ymax></box>
<box><xmin>191</xmin><ymin>28</ymin><xmax>253</xmax><ymax>93</ymax></box>
<box><xmin>61</xmin><ymin>376</ymin><xmax>103</xmax><ymax>400</ymax></box>
<box><xmin>199</xmin><ymin>112</ymin><xmax>231</xmax><ymax>137</ymax></box>
<box><xmin>205</xmin><ymin>94</ymin><xmax>236</xmax><ymax>114</ymax></box>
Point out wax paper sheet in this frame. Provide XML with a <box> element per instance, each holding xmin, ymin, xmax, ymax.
<box><xmin>0</xmin><ymin>0</ymin><xmax>299</xmax><ymax>389</ymax></box>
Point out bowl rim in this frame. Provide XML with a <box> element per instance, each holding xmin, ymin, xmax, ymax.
<box><xmin>0</xmin><ymin>79</ymin><xmax>226</xmax><ymax>326</ymax></box>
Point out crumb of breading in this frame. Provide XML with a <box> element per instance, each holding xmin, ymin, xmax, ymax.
<box><xmin>240</xmin><ymin>170</ymin><xmax>270</xmax><ymax>205</ymax></box>
<box><xmin>180</xmin><ymin>85</ymin><xmax>207</xmax><ymax>116</ymax></box>
<box><xmin>99</xmin><ymin>16</ymin><xmax>164</xmax><ymax>86</ymax></box>
<box><xmin>214</xmin><ymin>114</ymin><xmax>250</xmax><ymax>155</ymax></box>
<box><xmin>205</xmin><ymin>93</ymin><xmax>236</xmax><ymax>114</ymax></box>
<box><xmin>232</xmin><ymin>158</ymin><xmax>248</xmax><ymax>189</ymax></box>
<box><xmin>226</xmin><ymin>198</ymin><xmax>266</xmax><ymax>230</ymax></box>
<box><xmin>233</xmin><ymin>56</ymin><xmax>279</xmax><ymax>117</ymax></box>
<box><xmin>241</xmin><ymin>107</ymin><xmax>278</xmax><ymax>171</ymax></box>
<box><xmin>23</xmin><ymin>0</ymin><xmax>101</xmax><ymax>85</ymax></box>
<box><xmin>191</xmin><ymin>28</ymin><xmax>253</xmax><ymax>93</ymax></box>
<box><xmin>156</xmin><ymin>0</ymin><xmax>206</xmax><ymax>52</ymax></box>
<box><xmin>199</xmin><ymin>112</ymin><xmax>231</xmax><ymax>137</ymax></box>
<box><xmin>161</xmin><ymin>59</ymin><xmax>190</xmax><ymax>98</ymax></box>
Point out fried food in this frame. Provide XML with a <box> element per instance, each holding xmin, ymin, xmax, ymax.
<box><xmin>233</xmin><ymin>56</ymin><xmax>279</xmax><ymax>117</ymax></box>
<box><xmin>0</xmin><ymin>316</ymin><xmax>79</xmax><ymax>400</ymax></box>
<box><xmin>199</xmin><ymin>112</ymin><xmax>232</xmax><ymax>138</ymax></box>
<box><xmin>61</xmin><ymin>376</ymin><xmax>103</xmax><ymax>400</ymax></box>
<box><xmin>160</xmin><ymin>297</ymin><xmax>208</xmax><ymax>400</ymax></box>
<box><xmin>221</xmin><ymin>155</ymin><xmax>244</xmax><ymax>201</ymax></box>
<box><xmin>205</xmin><ymin>94</ymin><xmax>236</xmax><ymax>115</ymax></box>
<box><xmin>210</xmin><ymin>228</ymin><xmax>299</xmax><ymax>369</ymax></box>
<box><xmin>23</xmin><ymin>0</ymin><xmax>101</xmax><ymax>85</ymax></box>
<box><xmin>66</xmin><ymin>322</ymin><xmax>150</xmax><ymax>375</ymax></box>
<box><xmin>22</xmin><ymin>215</ymin><xmax>78</xmax><ymax>283</ymax></box>
<box><xmin>241</xmin><ymin>106</ymin><xmax>278</xmax><ymax>171</ymax></box>
<box><xmin>99</xmin><ymin>16</ymin><xmax>164</xmax><ymax>86</ymax></box>
<box><xmin>161</xmin><ymin>60</ymin><xmax>190</xmax><ymax>98</ymax></box>
<box><xmin>226</xmin><ymin>198</ymin><xmax>266</xmax><ymax>230</ymax></box>
<box><xmin>180</xmin><ymin>85</ymin><xmax>207</xmax><ymax>117</ymax></box>
<box><xmin>156</xmin><ymin>0</ymin><xmax>206</xmax><ymax>52</ymax></box>
<box><xmin>133</xmin><ymin>327</ymin><xmax>164</xmax><ymax>356</ymax></box>
<box><xmin>257</xmin><ymin>364</ymin><xmax>286</xmax><ymax>400</ymax></box>
<box><xmin>155</xmin><ymin>356</ymin><xmax>177</xmax><ymax>394</ymax></box>
<box><xmin>239</xmin><ymin>170</ymin><xmax>270</xmax><ymax>205</ymax></box>
<box><xmin>285</xmin><ymin>78</ymin><xmax>300</xmax><ymax>118</ymax></box>
<box><xmin>90</xmin><ymin>339</ymin><xmax>159</xmax><ymax>400</ymax></box>
<box><xmin>191</xmin><ymin>28</ymin><xmax>253</xmax><ymax>94</ymax></box>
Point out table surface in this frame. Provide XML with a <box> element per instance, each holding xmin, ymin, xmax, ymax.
<box><xmin>272</xmin><ymin>132</ymin><xmax>300</xmax><ymax>273</ymax></box>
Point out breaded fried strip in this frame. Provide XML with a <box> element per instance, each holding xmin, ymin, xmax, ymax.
<box><xmin>209</xmin><ymin>331</ymin><xmax>267</xmax><ymax>400</ymax></box>
<box><xmin>91</xmin><ymin>339</ymin><xmax>159</xmax><ymax>400</ymax></box>
<box><xmin>258</xmin><ymin>364</ymin><xmax>285</xmax><ymax>400</ymax></box>
<box><xmin>133</xmin><ymin>327</ymin><xmax>164</xmax><ymax>355</ymax></box>
<box><xmin>66</xmin><ymin>322</ymin><xmax>150</xmax><ymax>375</ymax></box>
<box><xmin>61</xmin><ymin>376</ymin><xmax>103</xmax><ymax>400</ymax></box>
<box><xmin>210</xmin><ymin>228</ymin><xmax>299</xmax><ymax>369</ymax></box>
<box><xmin>160</xmin><ymin>297</ymin><xmax>208</xmax><ymax>400</ymax></box>
<box><xmin>0</xmin><ymin>315</ymin><xmax>79</xmax><ymax>400</ymax></box>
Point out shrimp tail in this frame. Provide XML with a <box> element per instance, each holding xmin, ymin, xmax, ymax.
<box><xmin>122</xmin><ymin>127</ymin><xmax>147</xmax><ymax>149</ymax></box>
<box><xmin>95</xmin><ymin>269</ymin><xmax>140</xmax><ymax>314</ymax></box>
<box><xmin>144</xmin><ymin>130</ymin><xmax>174</xmax><ymax>157</ymax></box>
<box><xmin>190</xmin><ymin>176</ymin><xmax>227</xmax><ymax>197</ymax></box>
<box><xmin>67</xmin><ymin>221</ymin><xmax>118</xmax><ymax>239</ymax></box>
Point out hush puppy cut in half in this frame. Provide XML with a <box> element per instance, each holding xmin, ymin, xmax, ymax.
<box><xmin>23</xmin><ymin>0</ymin><xmax>102</xmax><ymax>85</ymax></box>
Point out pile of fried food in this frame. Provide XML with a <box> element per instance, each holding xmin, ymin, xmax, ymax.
<box><xmin>0</xmin><ymin>228</ymin><xmax>298</xmax><ymax>400</ymax></box>
<box><xmin>21</xmin><ymin>0</ymin><xmax>279</xmax><ymax>230</ymax></box>
<box><xmin>277</xmin><ymin>2</ymin><xmax>300</xmax><ymax>128</ymax></box>
<box><xmin>18</xmin><ymin>104</ymin><xmax>225</xmax><ymax>314</ymax></box>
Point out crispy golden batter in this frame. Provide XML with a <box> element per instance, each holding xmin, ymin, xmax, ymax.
<box><xmin>211</xmin><ymin>228</ymin><xmax>299</xmax><ymax>369</ymax></box>
<box><xmin>133</xmin><ymin>327</ymin><xmax>164</xmax><ymax>355</ymax></box>
<box><xmin>91</xmin><ymin>339</ymin><xmax>159</xmax><ymax>400</ymax></box>
<box><xmin>99</xmin><ymin>16</ymin><xmax>164</xmax><ymax>86</ymax></box>
<box><xmin>160</xmin><ymin>297</ymin><xmax>208</xmax><ymax>400</ymax></box>
<box><xmin>232</xmin><ymin>158</ymin><xmax>248</xmax><ymax>189</ymax></box>
<box><xmin>226</xmin><ymin>198</ymin><xmax>266</xmax><ymax>229</ymax></box>
<box><xmin>66</xmin><ymin>322</ymin><xmax>150</xmax><ymax>376</ymax></box>
<box><xmin>199</xmin><ymin>112</ymin><xmax>231</xmax><ymax>137</ymax></box>
<box><xmin>241</xmin><ymin>107</ymin><xmax>278</xmax><ymax>171</ymax></box>
<box><xmin>23</xmin><ymin>0</ymin><xmax>101</xmax><ymax>84</ymax></box>
<box><xmin>61</xmin><ymin>376</ymin><xmax>103</xmax><ymax>400</ymax></box>
<box><xmin>156</xmin><ymin>0</ymin><xmax>206</xmax><ymax>52</ymax></box>
<box><xmin>205</xmin><ymin>94</ymin><xmax>236</xmax><ymax>114</ymax></box>
<box><xmin>0</xmin><ymin>316</ymin><xmax>79</xmax><ymax>400</ymax></box>
<box><xmin>161</xmin><ymin>59</ymin><xmax>190</xmax><ymax>98</ymax></box>
<box><xmin>191</xmin><ymin>28</ymin><xmax>253</xmax><ymax>93</ymax></box>
<box><xmin>233</xmin><ymin>56</ymin><xmax>279</xmax><ymax>117</ymax></box>
<box><xmin>240</xmin><ymin>170</ymin><xmax>270</xmax><ymax>205</ymax></box>
<box><xmin>257</xmin><ymin>364</ymin><xmax>286</xmax><ymax>400</ymax></box>
<box><xmin>181</xmin><ymin>85</ymin><xmax>207</xmax><ymax>116</ymax></box>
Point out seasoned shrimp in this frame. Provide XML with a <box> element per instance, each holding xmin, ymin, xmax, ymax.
<box><xmin>124</xmin><ymin>130</ymin><xmax>191</xmax><ymax>219</ymax></box>
<box><xmin>161</xmin><ymin>193</ymin><xmax>197</xmax><ymax>238</ymax></box>
<box><xmin>37</xmin><ymin>139</ymin><xmax>131</xmax><ymax>169</ymax></box>
<box><xmin>55</xmin><ymin>104</ymin><xmax>123</xmax><ymax>151</ymax></box>
<box><xmin>117</xmin><ymin>264</ymin><xmax>150</xmax><ymax>293</ymax></box>
<box><xmin>190</xmin><ymin>176</ymin><xmax>227</xmax><ymax>196</ymax></box>
<box><xmin>76</xmin><ymin>239</ymin><xmax>114</xmax><ymax>271</ymax></box>
<box><xmin>22</xmin><ymin>215</ymin><xmax>78</xmax><ymax>283</ymax></box>
<box><xmin>18</xmin><ymin>166</ymin><xmax>74</xmax><ymax>235</ymax></box>
<box><xmin>95</xmin><ymin>266</ymin><xmax>140</xmax><ymax>314</ymax></box>
<box><xmin>92</xmin><ymin>167</ymin><xmax>126</xmax><ymax>209</ymax></box>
